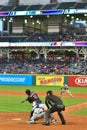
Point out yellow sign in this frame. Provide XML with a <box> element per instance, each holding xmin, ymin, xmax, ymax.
<box><xmin>36</xmin><ymin>75</ymin><xmax>64</xmax><ymax>86</ymax></box>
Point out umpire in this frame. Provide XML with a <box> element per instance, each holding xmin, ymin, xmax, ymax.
<box><xmin>43</xmin><ymin>90</ymin><xmax>66</xmax><ymax>125</ymax></box>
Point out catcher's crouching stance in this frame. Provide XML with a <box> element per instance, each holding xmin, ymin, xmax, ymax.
<box><xmin>28</xmin><ymin>103</ymin><xmax>47</xmax><ymax>124</ymax></box>
<box><xmin>29</xmin><ymin>103</ymin><xmax>56</xmax><ymax>124</ymax></box>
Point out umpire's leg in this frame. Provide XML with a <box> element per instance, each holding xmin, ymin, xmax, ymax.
<box><xmin>57</xmin><ymin>111</ymin><xmax>66</xmax><ymax>125</ymax></box>
<box><xmin>44</xmin><ymin>109</ymin><xmax>51</xmax><ymax>122</ymax></box>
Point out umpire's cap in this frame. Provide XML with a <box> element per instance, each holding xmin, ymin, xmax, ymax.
<box><xmin>25</xmin><ymin>89</ymin><xmax>31</xmax><ymax>95</ymax></box>
<box><xmin>46</xmin><ymin>90</ymin><xmax>53</xmax><ymax>95</ymax></box>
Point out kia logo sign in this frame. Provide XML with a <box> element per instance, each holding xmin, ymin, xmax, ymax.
<box><xmin>75</xmin><ymin>77</ymin><xmax>87</xmax><ymax>86</ymax></box>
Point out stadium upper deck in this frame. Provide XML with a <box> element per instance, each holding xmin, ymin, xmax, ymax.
<box><xmin>0</xmin><ymin>2</ymin><xmax>87</xmax><ymax>11</ymax></box>
<box><xmin>0</xmin><ymin>1</ymin><xmax>87</xmax><ymax>42</ymax></box>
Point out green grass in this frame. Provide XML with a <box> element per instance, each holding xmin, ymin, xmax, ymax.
<box><xmin>0</xmin><ymin>95</ymin><xmax>46</xmax><ymax>112</ymax></box>
<box><xmin>69</xmin><ymin>87</ymin><xmax>87</xmax><ymax>93</ymax></box>
<box><xmin>0</xmin><ymin>95</ymin><xmax>31</xmax><ymax>112</ymax></box>
<box><xmin>62</xmin><ymin>98</ymin><xmax>87</xmax><ymax>107</ymax></box>
<box><xmin>0</xmin><ymin>85</ymin><xmax>87</xmax><ymax>115</ymax></box>
<box><xmin>68</xmin><ymin>108</ymin><xmax>87</xmax><ymax>116</ymax></box>
<box><xmin>0</xmin><ymin>95</ymin><xmax>86</xmax><ymax>112</ymax></box>
<box><xmin>0</xmin><ymin>85</ymin><xmax>87</xmax><ymax>93</ymax></box>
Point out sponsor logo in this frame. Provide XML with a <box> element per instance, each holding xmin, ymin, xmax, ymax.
<box><xmin>0</xmin><ymin>77</ymin><xmax>25</xmax><ymax>82</ymax></box>
<box><xmin>75</xmin><ymin>77</ymin><xmax>87</xmax><ymax>86</ymax></box>
<box><xmin>40</xmin><ymin>77</ymin><xmax>62</xmax><ymax>84</ymax></box>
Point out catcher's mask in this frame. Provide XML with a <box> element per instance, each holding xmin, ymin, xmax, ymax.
<box><xmin>46</xmin><ymin>90</ymin><xmax>53</xmax><ymax>95</ymax></box>
<box><xmin>25</xmin><ymin>89</ymin><xmax>31</xmax><ymax>95</ymax></box>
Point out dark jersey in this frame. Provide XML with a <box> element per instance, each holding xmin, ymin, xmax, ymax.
<box><xmin>26</xmin><ymin>92</ymin><xmax>41</xmax><ymax>104</ymax></box>
<box><xmin>45</xmin><ymin>94</ymin><xmax>64</xmax><ymax>109</ymax></box>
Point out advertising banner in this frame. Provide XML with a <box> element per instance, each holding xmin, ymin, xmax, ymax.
<box><xmin>68</xmin><ymin>76</ymin><xmax>87</xmax><ymax>87</ymax></box>
<box><xmin>36</xmin><ymin>75</ymin><xmax>64</xmax><ymax>86</ymax></box>
<box><xmin>0</xmin><ymin>74</ymin><xmax>32</xmax><ymax>86</ymax></box>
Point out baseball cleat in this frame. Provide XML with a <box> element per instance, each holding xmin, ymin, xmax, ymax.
<box><xmin>42</xmin><ymin>121</ymin><xmax>50</xmax><ymax>126</ymax></box>
<box><xmin>51</xmin><ymin>119</ymin><xmax>57</xmax><ymax>123</ymax></box>
<box><xmin>27</xmin><ymin>119</ymin><xmax>35</xmax><ymax>124</ymax></box>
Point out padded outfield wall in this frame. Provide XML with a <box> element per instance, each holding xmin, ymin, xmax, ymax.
<box><xmin>36</xmin><ymin>75</ymin><xmax>87</xmax><ymax>87</ymax></box>
<box><xmin>0</xmin><ymin>74</ymin><xmax>87</xmax><ymax>87</ymax></box>
<box><xmin>0</xmin><ymin>74</ymin><xmax>35</xmax><ymax>86</ymax></box>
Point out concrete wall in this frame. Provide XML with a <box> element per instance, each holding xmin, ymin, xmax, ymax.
<box><xmin>0</xmin><ymin>0</ymin><xmax>9</xmax><ymax>5</ymax></box>
<box><xmin>19</xmin><ymin>0</ymin><xmax>83</xmax><ymax>5</ymax></box>
<box><xmin>19</xmin><ymin>0</ymin><xmax>50</xmax><ymax>5</ymax></box>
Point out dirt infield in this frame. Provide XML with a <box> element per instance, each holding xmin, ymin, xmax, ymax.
<box><xmin>0</xmin><ymin>91</ymin><xmax>87</xmax><ymax>130</ymax></box>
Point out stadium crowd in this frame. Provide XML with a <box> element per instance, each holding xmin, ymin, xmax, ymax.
<box><xmin>25</xmin><ymin>31</ymin><xmax>87</xmax><ymax>42</ymax></box>
<box><xmin>0</xmin><ymin>31</ymin><xmax>87</xmax><ymax>42</ymax></box>
<box><xmin>0</xmin><ymin>1</ymin><xmax>87</xmax><ymax>76</ymax></box>
<box><xmin>0</xmin><ymin>53</ymin><xmax>86</xmax><ymax>75</ymax></box>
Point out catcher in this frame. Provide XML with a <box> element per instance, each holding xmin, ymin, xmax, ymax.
<box><xmin>21</xmin><ymin>89</ymin><xmax>56</xmax><ymax>124</ymax></box>
<box><xmin>29</xmin><ymin>103</ymin><xmax>57</xmax><ymax>124</ymax></box>
<box><xmin>29</xmin><ymin>103</ymin><xmax>47</xmax><ymax>123</ymax></box>
<box><xmin>59</xmin><ymin>82</ymin><xmax>73</xmax><ymax>97</ymax></box>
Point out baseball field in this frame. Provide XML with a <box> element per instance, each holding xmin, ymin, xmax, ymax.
<box><xmin>0</xmin><ymin>85</ymin><xmax>87</xmax><ymax>130</ymax></box>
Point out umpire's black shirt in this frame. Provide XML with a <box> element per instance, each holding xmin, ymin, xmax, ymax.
<box><xmin>45</xmin><ymin>94</ymin><xmax>64</xmax><ymax>109</ymax></box>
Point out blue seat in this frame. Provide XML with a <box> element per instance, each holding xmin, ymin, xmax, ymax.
<box><xmin>14</xmin><ymin>5</ymin><xmax>29</xmax><ymax>11</ymax></box>
<box><xmin>42</xmin><ymin>4</ymin><xmax>57</xmax><ymax>10</ymax></box>
<box><xmin>75</xmin><ymin>2</ymin><xmax>87</xmax><ymax>9</ymax></box>
<box><xmin>28</xmin><ymin>5</ymin><xmax>43</xmax><ymax>10</ymax></box>
<box><xmin>57</xmin><ymin>2</ymin><xmax>76</xmax><ymax>9</ymax></box>
<box><xmin>0</xmin><ymin>6</ymin><xmax>14</xmax><ymax>11</ymax></box>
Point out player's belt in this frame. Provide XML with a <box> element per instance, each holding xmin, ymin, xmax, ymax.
<box><xmin>57</xmin><ymin>104</ymin><xmax>65</xmax><ymax>111</ymax></box>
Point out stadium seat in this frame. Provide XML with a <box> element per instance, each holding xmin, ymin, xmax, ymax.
<box><xmin>42</xmin><ymin>3</ymin><xmax>58</xmax><ymax>10</ymax></box>
<box><xmin>0</xmin><ymin>6</ymin><xmax>14</xmax><ymax>11</ymax></box>
<box><xmin>13</xmin><ymin>5</ymin><xmax>29</xmax><ymax>11</ymax></box>
<box><xmin>57</xmin><ymin>2</ymin><xmax>76</xmax><ymax>9</ymax></box>
<box><xmin>75</xmin><ymin>2</ymin><xmax>87</xmax><ymax>9</ymax></box>
<box><xmin>28</xmin><ymin>5</ymin><xmax>43</xmax><ymax>10</ymax></box>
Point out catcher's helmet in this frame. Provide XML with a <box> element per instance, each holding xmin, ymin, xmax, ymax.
<box><xmin>46</xmin><ymin>90</ymin><xmax>53</xmax><ymax>95</ymax></box>
<box><xmin>25</xmin><ymin>89</ymin><xmax>31</xmax><ymax>95</ymax></box>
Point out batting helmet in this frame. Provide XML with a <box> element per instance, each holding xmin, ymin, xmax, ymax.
<box><xmin>25</xmin><ymin>89</ymin><xmax>31</xmax><ymax>95</ymax></box>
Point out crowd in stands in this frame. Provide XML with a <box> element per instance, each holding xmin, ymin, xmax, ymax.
<box><xmin>0</xmin><ymin>54</ymin><xmax>86</xmax><ymax>75</ymax></box>
<box><xmin>0</xmin><ymin>3</ymin><xmax>87</xmax><ymax>76</ymax></box>
<box><xmin>0</xmin><ymin>31</ymin><xmax>87</xmax><ymax>42</ymax></box>
<box><xmin>25</xmin><ymin>31</ymin><xmax>87</xmax><ymax>42</ymax></box>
